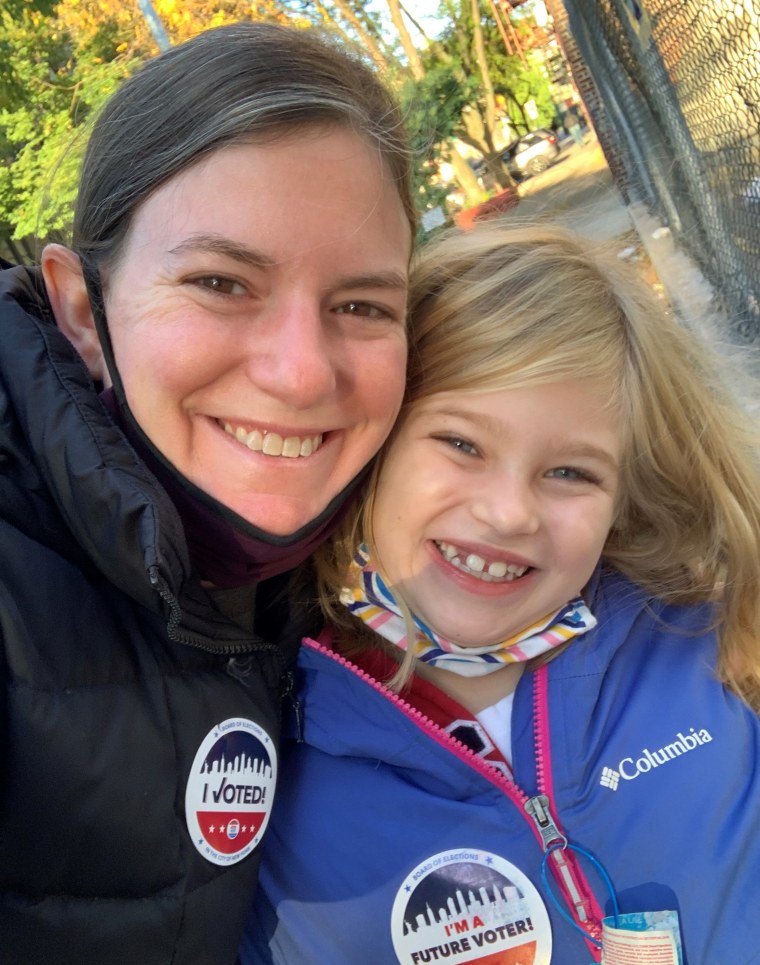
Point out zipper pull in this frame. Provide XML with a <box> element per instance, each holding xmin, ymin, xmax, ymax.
<box><xmin>525</xmin><ymin>795</ymin><xmax>597</xmax><ymax>931</ymax></box>
<box><xmin>281</xmin><ymin>670</ymin><xmax>304</xmax><ymax>743</ymax></box>
<box><xmin>524</xmin><ymin>794</ymin><xmax>567</xmax><ymax>850</ymax></box>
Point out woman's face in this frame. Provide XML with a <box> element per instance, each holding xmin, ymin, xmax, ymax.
<box><xmin>102</xmin><ymin>128</ymin><xmax>411</xmax><ymax>534</ymax></box>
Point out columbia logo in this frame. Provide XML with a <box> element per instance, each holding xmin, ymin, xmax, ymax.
<box><xmin>599</xmin><ymin>767</ymin><xmax>619</xmax><ymax>790</ymax></box>
<box><xmin>599</xmin><ymin>726</ymin><xmax>713</xmax><ymax>790</ymax></box>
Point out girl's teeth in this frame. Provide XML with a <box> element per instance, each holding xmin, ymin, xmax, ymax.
<box><xmin>465</xmin><ymin>553</ymin><xmax>485</xmax><ymax>573</ymax></box>
<box><xmin>437</xmin><ymin>541</ymin><xmax>528</xmax><ymax>582</ymax></box>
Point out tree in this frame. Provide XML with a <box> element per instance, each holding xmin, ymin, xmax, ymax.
<box><xmin>386</xmin><ymin>0</ymin><xmax>424</xmax><ymax>80</ymax></box>
<box><xmin>0</xmin><ymin>0</ymin><xmax>295</xmax><ymax>250</ymax></box>
<box><xmin>0</xmin><ymin>0</ymin><xmax>556</xmax><ymax>249</ymax></box>
<box><xmin>396</xmin><ymin>0</ymin><xmax>521</xmax><ymax>208</ymax></box>
<box><xmin>484</xmin><ymin>14</ymin><xmax>557</xmax><ymax>135</ymax></box>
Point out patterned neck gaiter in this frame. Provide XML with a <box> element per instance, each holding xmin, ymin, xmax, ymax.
<box><xmin>340</xmin><ymin>545</ymin><xmax>597</xmax><ymax>677</ymax></box>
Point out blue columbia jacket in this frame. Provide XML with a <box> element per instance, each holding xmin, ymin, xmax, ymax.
<box><xmin>241</xmin><ymin>567</ymin><xmax>760</xmax><ymax>965</ymax></box>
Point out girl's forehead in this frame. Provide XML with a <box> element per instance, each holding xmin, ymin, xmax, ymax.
<box><xmin>410</xmin><ymin>377</ymin><xmax>622</xmax><ymax>413</ymax></box>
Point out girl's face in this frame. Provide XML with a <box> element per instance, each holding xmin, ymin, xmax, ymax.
<box><xmin>371</xmin><ymin>380</ymin><xmax>621</xmax><ymax>647</ymax></box>
<box><xmin>101</xmin><ymin>128</ymin><xmax>410</xmax><ymax>535</ymax></box>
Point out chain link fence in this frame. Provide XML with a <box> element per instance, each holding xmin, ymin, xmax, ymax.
<box><xmin>558</xmin><ymin>0</ymin><xmax>760</xmax><ymax>341</ymax></box>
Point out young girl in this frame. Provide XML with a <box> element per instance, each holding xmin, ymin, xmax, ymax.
<box><xmin>241</xmin><ymin>225</ymin><xmax>760</xmax><ymax>965</ymax></box>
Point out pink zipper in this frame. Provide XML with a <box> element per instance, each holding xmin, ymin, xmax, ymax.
<box><xmin>304</xmin><ymin>637</ymin><xmax>606</xmax><ymax>957</ymax></box>
<box><xmin>305</xmin><ymin>635</ymin><xmax>529</xmax><ymax>806</ymax></box>
<box><xmin>532</xmin><ymin>665</ymin><xmax>605</xmax><ymax>958</ymax></box>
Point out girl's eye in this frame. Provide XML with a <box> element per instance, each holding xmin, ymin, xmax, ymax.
<box><xmin>546</xmin><ymin>466</ymin><xmax>599</xmax><ymax>484</ymax></box>
<box><xmin>434</xmin><ymin>434</ymin><xmax>479</xmax><ymax>457</ymax></box>
<box><xmin>191</xmin><ymin>275</ymin><xmax>246</xmax><ymax>295</ymax></box>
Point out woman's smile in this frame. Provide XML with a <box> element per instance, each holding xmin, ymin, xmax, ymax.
<box><xmin>102</xmin><ymin>129</ymin><xmax>411</xmax><ymax>534</ymax></box>
<box><xmin>220</xmin><ymin>421</ymin><xmax>324</xmax><ymax>459</ymax></box>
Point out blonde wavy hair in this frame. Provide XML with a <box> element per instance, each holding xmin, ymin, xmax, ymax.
<box><xmin>316</xmin><ymin>223</ymin><xmax>760</xmax><ymax>708</ymax></box>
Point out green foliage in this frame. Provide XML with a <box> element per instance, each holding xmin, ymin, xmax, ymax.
<box><xmin>397</xmin><ymin>0</ymin><xmax>559</xmax><ymax>212</ymax></box>
<box><xmin>0</xmin><ymin>0</ymin><xmax>559</xmax><ymax>246</ymax></box>
<box><xmin>409</xmin><ymin>1</ymin><xmax>555</xmax><ymax>150</ymax></box>
<box><xmin>487</xmin><ymin>45</ymin><xmax>557</xmax><ymax>135</ymax></box>
<box><xmin>0</xmin><ymin>5</ymin><xmax>136</xmax><ymax>243</ymax></box>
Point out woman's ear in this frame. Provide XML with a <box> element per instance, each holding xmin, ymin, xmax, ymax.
<box><xmin>41</xmin><ymin>244</ymin><xmax>109</xmax><ymax>383</ymax></box>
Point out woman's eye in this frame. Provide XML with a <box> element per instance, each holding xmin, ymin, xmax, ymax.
<box><xmin>335</xmin><ymin>301</ymin><xmax>391</xmax><ymax>319</ymax></box>
<box><xmin>191</xmin><ymin>275</ymin><xmax>246</xmax><ymax>295</ymax></box>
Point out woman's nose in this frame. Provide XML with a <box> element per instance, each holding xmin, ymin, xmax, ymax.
<box><xmin>470</xmin><ymin>475</ymin><xmax>541</xmax><ymax>536</ymax></box>
<box><xmin>246</xmin><ymin>300</ymin><xmax>338</xmax><ymax>408</ymax></box>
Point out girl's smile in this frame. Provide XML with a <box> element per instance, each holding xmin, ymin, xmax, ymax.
<box><xmin>371</xmin><ymin>380</ymin><xmax>621</xmax><ymax>648</ymax></box>
<box><xmin>435</xmin><ymin>540</ymin><xmax>531</xmax><ymax>581</ymax></box>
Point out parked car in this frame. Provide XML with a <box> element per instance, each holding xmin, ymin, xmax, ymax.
<box><xmin>501</xmin><ymin>129</ymin><xmax>561</xmax><ymax>179</ymax></box>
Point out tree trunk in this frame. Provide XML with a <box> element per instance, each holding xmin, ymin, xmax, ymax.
<box><xmin>385</xmin><ymin>0</ymin><xmax>425</xmax><ymax>80</ymax></box>
<box><xmin>329</xmin><ymin>0</ymin><xmax>390</xmax><ymax>71</ymax></box>
<box><xmin>311</xmin><ymin>0</ymin><xmax>357</xmax><ymax>50</ymax></box>
<box><xmin>398</xmin><ymin>1</ymin><xmax>431</xmax><ymax>45</ymax></box>
<box><xmin>470</xmin><ymin>0</ymin><xmax>497</xmax><ymax>139</ymax></box>
<box><xmin>448</xmin><ymin>149</ymin><xmax>485</xmax><ymax>207</ymax></box>
<box><xmin>459</xmin><ymin>103</ymin><xmax>513</xmax><ymax>189</ymax></box>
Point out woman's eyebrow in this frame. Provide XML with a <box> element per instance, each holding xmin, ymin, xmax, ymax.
<box><xmin>168</xmin><ymin>233</ymin><xmax>276</xmax><ymax>268</ymax></box>
<box><xmin>331</xmin><ymin>270</ymin><xmax>408</xmax><ymax>291</ymax></box>
<box><xmin>167</xmin><ymin>234</ymin><xmax>407</xmax><ymax>291</ymax></box>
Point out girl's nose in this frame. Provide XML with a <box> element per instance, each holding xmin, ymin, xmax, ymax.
<box><xmin>245</xmin><ymin>300</ymin><xmax>338</xmax><ymax>409</ymax></box>
<box><xmin>470</xmin><ymin>475</ymin><xmax>541</xmax><ymax>536</ymax></box>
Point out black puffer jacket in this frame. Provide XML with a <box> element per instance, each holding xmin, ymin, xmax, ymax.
<box><xmin>0</xmin><ymin>262</ymin><xmax>311</xmax><ymax>965</ymax></box>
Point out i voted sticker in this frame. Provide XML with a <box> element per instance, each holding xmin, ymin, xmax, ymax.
<box><xmin>391</xmin><ymin>848</ymin><xmax>552</xmax><ymax>964</ymax></box>
<box><xmin>185</xmin><ymin>718</ymin><xmax>277</xmax><ymax>866</ymax></box>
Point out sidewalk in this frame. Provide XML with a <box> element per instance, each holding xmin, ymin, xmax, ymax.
<box><xmin>502</xmin><ymin>142</ymin><xmax>758</xmax><ymax>375</ymax></box>
<box><xmin>513</xmin><ymin>140</ymin><xmax>635</xmax><ymax>242</ymax></box>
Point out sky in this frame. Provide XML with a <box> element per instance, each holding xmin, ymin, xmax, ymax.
<box><xmin>368</xmin><ymin>0</ymin><xmax>445</xmax><ymax>42</ymax></box>
<box><xmin>407</xmin><ymin>1</ymin><xmax>445</xmax><ymax>40</ymax></box>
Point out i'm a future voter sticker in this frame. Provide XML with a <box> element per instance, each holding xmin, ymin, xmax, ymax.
<box><xmin>391</xmin><ymin>848</ymin><xmax>552</xmax><ymax>965</ymax></box>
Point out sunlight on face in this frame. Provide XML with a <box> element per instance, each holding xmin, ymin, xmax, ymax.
<box><xmin>371</xmin><ymin>380</ymin><xmax>621</xmax><ymax>647</ymax></box>
<box><xmin>103</xmin><ymin>129</ymin><xmax>411</xmax><ymax>534</ymax></box>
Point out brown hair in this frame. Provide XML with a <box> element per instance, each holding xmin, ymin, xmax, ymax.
<box><xmin>73</xmin><ymin>21</ymin><xmax>415</xmax><ymax>274</ymax></box>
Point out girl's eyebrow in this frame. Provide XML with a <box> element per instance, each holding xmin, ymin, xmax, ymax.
<box><xmin>552</xmin><ymin>442</ymin><xmax>620</xmax><ymax>471</ymax></box>
<box><xmin>167</xmin><ymin>232</ymin><xmax>407</xmax><ymax>291</ymax></box>
<box><xmin>422</xmin><ymin>405</ymin><xmax>620</xmax><ymax>470</ymax></box>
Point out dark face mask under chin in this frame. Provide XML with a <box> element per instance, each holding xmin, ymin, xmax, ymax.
<box><xmin>84</xmin><ymin>259</ymin><xmax>366</xmax><ymax>586</ymax></box>
<box><xmin>99</xmin><ymin>388</ymin><xmax>366</xmax><ymax>589</ymax></box>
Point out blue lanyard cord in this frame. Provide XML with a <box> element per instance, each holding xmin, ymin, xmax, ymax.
<box><xmin>540</xmin><ymin>842</ymin><xmax>620</xmax><ymax>948</ymax></box>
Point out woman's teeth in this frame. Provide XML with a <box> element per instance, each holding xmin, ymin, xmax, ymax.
<box><xmin>222</xmin><ymin>422</ymin><xmax>323</xmax><ymax>458</ymax></box>
<box><xmin>436</xmin><ymin>541</ymin><xmax>529</xmax><ymax>582</ymax></box>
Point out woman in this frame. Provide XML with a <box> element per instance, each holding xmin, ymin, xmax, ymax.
<box><xmin>243</xmin><ymin>224</ymin><xmax>760</xmax><ymax>964</ymax></box>
<box><xmin>0</xmin><ymin>21</ymin><xmax>413</xmax><ymax>965</ymax></box>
